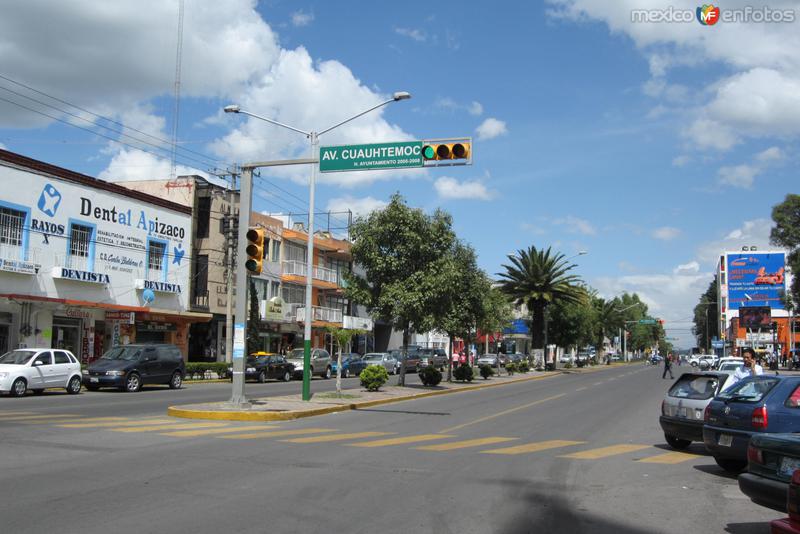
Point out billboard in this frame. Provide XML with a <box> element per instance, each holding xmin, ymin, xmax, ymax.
<box><xmin>726</xmin><ymin>252</ymin><xmax>786</xmax><ymax>310</ymax></box>
<box><xmin>738</xmin><ymin>306</ymin><xmax>772</xmax><ymax>329</ymax></box>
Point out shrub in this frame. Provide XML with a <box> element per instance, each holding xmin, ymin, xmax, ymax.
<box><xmin>185</xmin><ymin>362</ymin><xmax>229</xmax><ymax>380</ymax></box>
<box><xmin>453</xmin><ymin>364</ymin><xmax>474</xmax><ymax>382</ymax></box>
<box><xmin>360</xmin><ymin>364</ymin><xmax>389</xmax><ymax>392</ymax></box>
<box><xmin>563</xmin><ymin>362</ymin><xmax>573</xmax><ymax>369</ymax></box>
<box><xmin>505</xmin><ymin>362</ymin><xmax>517</xmax><ymax>375</ymax></box>
<box><xmin>479</xmin><ymin>364</ymin><xmax>494</xmax><ymax>380</ymax></box>
<box><xmin>419</xmin><ymin>366</ymin><xmax>442</xmax><ymax>386</ymax></box>
<box><xmin>576</xmin><ymin>359</ymin><xmax>586</xmax><ymax>368</ymax></box>
<box><xmin>518</xmin><ymin>361</ymin><xmax>530</xmax><ymax>373</ymax></box>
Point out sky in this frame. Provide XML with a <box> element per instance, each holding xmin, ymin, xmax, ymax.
<box><xmin>1</xmin><ymin>0</ymin><xmax>798</xmax><ymax>348</ymax></box>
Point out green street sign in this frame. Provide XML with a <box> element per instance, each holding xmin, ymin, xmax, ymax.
<box><xmin>319</xmin><ymin>141</ymin><xmax>423</xmax><ymax>173</ymax></box>
<box><xmin>638</xmin><ymin>319</ymin><xmax>656</xmax><ymax>325</ymax></box>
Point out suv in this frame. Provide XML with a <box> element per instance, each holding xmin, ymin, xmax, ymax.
<box><xmin>83</xmin><ymin>344</ymin><xmax>185</xmax><ymax>392</ymax></box>
<box><xmin>418</xmin><ymin>348</ymin><xmax>448</xmax><ymax>370</ymax></box>
<box><xmin>389</xmin><ymin>347</ymin><xmax>421</xmax><ymax>373</ymax></box>
<box><xmin>287</xmin><ymin>348</ymin><xmax>332</xmax><ymax>379</ymax></box>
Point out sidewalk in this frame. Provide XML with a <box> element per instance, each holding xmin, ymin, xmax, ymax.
<box><xmin>168</xmin><ymin>363</ymin><xmax>630</xmax><ymax>422</ymax></box>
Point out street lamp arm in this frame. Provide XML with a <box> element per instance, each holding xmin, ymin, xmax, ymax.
<box><xmin>318</xmin><ymin>97</ymin><xmax>398</xmax><ymax>137</ymax></box>
<box><xmin>229</xmin><ymin>108</ymin><xmax>311</xmax><ymax>137</ymax></box>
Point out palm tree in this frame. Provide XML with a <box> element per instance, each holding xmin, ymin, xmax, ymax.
<box><xmin>593</xmin><ymin>297</ymin><xmax>622</xmax><ymax>363</ymax></box>
<box><xmin>497</xmin><ymin>246</ymin><xmax>585</xmax><ymax>356</ymax></box>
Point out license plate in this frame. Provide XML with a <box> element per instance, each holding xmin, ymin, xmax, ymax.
<box><xmin>718</xmin><ymin>434</ymin><xmax>733</xmax><ymax>447</ymax></box>
<box><xmin>779</xmin><ymin>457</ymin><xmax>800</xmax><ymax>477</ymax></box>
<box><xmin>90</xmin><ymin>377</ymin><xmax>98</xmax><ymax>383</ymax></box>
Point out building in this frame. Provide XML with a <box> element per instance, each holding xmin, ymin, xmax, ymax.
<box><xmin>0</xmin><ymin>149</ymin><xmax>210</xmax><ymax>360</ymax></box>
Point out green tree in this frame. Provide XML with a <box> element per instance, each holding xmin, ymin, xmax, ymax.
<box><xmin>497</xmin><ymin>246</ymin><xmax>584</xmax><ymax>356</ymax></box>
<box><xmin>593</xmin><ymin>296</ymin><xmax>622</xmax><ymax>362</ymax></box>
<box><xmin>246</xmin><ymin>278</ymin><xmax>261</xmax><ymax>356</ymax></box>
<box><xmin>547</xmin><ymin>288</ymin><xmax>595</xmax><ymax>351</ymax></box>
<box><xmin>770</xmin><ymin>194</ymin><xmax>800</xmax><ymax>306</ymax></box>
<box><xmin>326</xmin><ymin>326</ymin><xmax>365</xmax><ymax>397</ymax></box>
<box><xmin>345</xmin><ymin>194</ymin><xmax>456</xmax><ymax>386</ymax></box>
<box><xmin>693</xmin><ymin>275</ymin><xmax>719</xmax><ymax>352</ymax></box>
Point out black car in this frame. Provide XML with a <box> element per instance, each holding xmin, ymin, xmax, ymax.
<box><xmin>83</xmin><ymin>344</ymin><xmax>185</xmax><ymax>392</ymax></box>
<box><xmin>233</xmin><ymin>353</ymin><xmax>294</xmax><ymax>382</ymax></box>
<box><xmin>740</xmin><ymin>432</ymin><xmax>800</xmax><ymax>512</ymax></box>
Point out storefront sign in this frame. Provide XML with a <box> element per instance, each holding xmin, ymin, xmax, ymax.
<box><xmin>262</xmin><ymin>297</ymin><xmax>285</xmax><ymax>322</ymax></box>
<box><xmin>136</xmin><ymin>322</ymin><xmax>176</xmax><ymax>332</ymax></box>
<box><xmin>134</xmin><ymin>279</ymin><xmax>182</xmax><ymax>293</ymax></box>
<box><xmin>746</xmin><ymin>332</ymin><xmax>774</xmax><ymax>342</ymax></box>
<box><xmin>51</xmin><ymin>267</ymin><xmax>110</xmax><ymax>284</ymax></box>
<box><xmin>0</xmin><ymin>258</ymin><xmax>38</xmax><ymax>274</ymax></box>
<box><xmin>343</xmin><ymin>315</ymin><xmax>374</xmax><ymax>331</ymax></box>
<box><xmin>106</xmin><ymin>311</ymin><xmax>135</xmax><ymax>324</ymax></box>
<box><xmin>65</xmin><ymin>308</ymin><xmax>92</xmax><ymax>319</ymax></box>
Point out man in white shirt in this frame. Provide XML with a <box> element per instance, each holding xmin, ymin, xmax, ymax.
<box><xmin>732</xmin><ymin>348</ymin><xmax>764</xmax><ymax>383</ymax></box>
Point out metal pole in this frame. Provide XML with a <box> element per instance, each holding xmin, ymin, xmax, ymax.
<box><xmin>230</xmin><ymin>167</ymin><xmax>253</xmax><ymax>407</ymax></box>
<box><xmin>224</xmin><ymin>172</ymin><xmax>235</xmax><ymax>363</ymax></box>
<box><xmin>302</xmin><ymin>132</ymin><xmax>318</xmax><ymax>402</ymax></box>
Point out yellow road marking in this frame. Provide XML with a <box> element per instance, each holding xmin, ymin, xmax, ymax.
<box><xmin>111</xmin><ymin>422</ymin><xmax>228</xmax><ymax>433</ymax></box>
<box><xmin>281</xmin><ymin>432</ymin><xmax>394</xmax><ymax>443</ymax></box>
<box><xmin>24</xmin><ymin>417</ymin><xmax>130</xmax><ymax>425</ymax></box>
<box><xmin>0</xmin><ymin>411</ymin><xmax>35</xmax><ymax>416</ymax></box>
<box><xmin>441</xmin><ymin>394</ymin><xmax>565</xmax><ymax>434</ymax></box>
<box><xmin>160</xmin><ymin>426</ymin><xmax>280</xmax><ymax>437</ymax></box>
<box><xmin>575</xmin><ymin>387</ymin><xmax>587</xmax><ymax>392</ymax></box>
<box><xmin>349</xmin><ymin>434</ymin><xmax>455</xmax><ymax>448</ymax></box>
<box><xmin>59</xmin><ymin>419</ymin><xmax>175</xmax><ymax>428</ymax></box>
<box><xmin>0</xmin><ymin>414</ymin><xmax>78</xmax><ymax>421</ymax></box>
<box><xmin>638</xmin><ymin>451</ymin><xmax>703</xmax><ymax>464</ymax></box>
<box><xmin>416</xmin><ymin>437</ymin><xmax>518</xmax><ymax>451</ymax></box>
<box><xmin>219</xmin><ymin>428</ymin><xmax>337</xmax><ymax>440</ymax></box>
<box><xmin>482</xmin><ymin>440</ymin><xmax>585</xmax><ymax>455</ymax></box>
<box><xmin>560</xmin><ymin>444</ymin><xmax>651</xmax><ymax>459</ymax></box>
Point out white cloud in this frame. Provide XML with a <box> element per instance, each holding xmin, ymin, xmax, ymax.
<box><xmin>434</xmin><ymin>97</ymin><xmax>483</xmax><ymax>116</ymax></box>
<box><xmin>521</xmin><ymin>222</ymin><xmax>546</xmax><ymax>235</ymax></box>
<box><xmin>673</xmin><ymin>261</ymin><xmax>700</xmax><ymax>274</ymax></box>
<box><xmin>672</xmin><ymin>155</ymin><xmax>690</xmax><ymax>167</ymax></box>
<box><xmin>553</xmin><ymin>215</ymin><xmax>596</xmax><ymax>236</ymax></box>
<box><xmin>291</xmin><ymin>10</ymin><xmax>314</xmax><ymax>27</ymax></box>
<box><xmin>98</xmin><ymin>147</ymin><xmax>207</xmax><ymax>182</ymax></box>
<box><xmin>756</xmin><ymin>146</ymin><xmax>784</xmax><ymax>163</ymax></box>
<box><xmin>434</xmin><ymin>176</ymin><xmax>495</xmax><ymax>200</ymax></box>
<box><xmin>652</xmin><ymin>226</ymin><xmax>681</xmax><ymax>241</ymax></box>
<box><xmin>718</xmin><ymin>164</ymin><xmax>759</xmax><ymax>188</ymax></box>
<box><xmin>696</xmin><ymin>218</ymin><xmax>774</xmax><ymax>264</ymax></box>
<box><xmin>325</xmin><ymin>195</ymin><xmax>387</xmax><ymax>217</ymax></box>
<box><xmin>475</xmin><ymin>117</ymin><xmax>508</xmax><ymax>140</ymax></box>
<box><xmin>468</xmin><ymin>101</ymin><xmax>483</xmax><ymax>116</ymax></box>
<box><xmin>395</xmin><ymin>27</ymin><xmax>426</xmax><ymax>42</ymax></box>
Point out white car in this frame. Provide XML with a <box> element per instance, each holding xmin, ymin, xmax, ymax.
<box><xmin>0</xmin><ymin>348</ymin><xmax>83</xmax><ymax>396</ymax></box>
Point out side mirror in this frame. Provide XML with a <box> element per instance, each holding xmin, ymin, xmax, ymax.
<box><xmin>33</xmin><ymin>360</ymin><xmax>46</xmax><ymax>366</ymax></box>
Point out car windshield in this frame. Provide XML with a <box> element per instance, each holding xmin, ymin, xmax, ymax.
<box><xmin>668</xmin><ymin>375</ymin><xmax>720</xmax><ymax>400</ymax></box>
<box><xmin>289</xmin><ymin>349</ymin><xmax>305</xmax><ymax>359</ymax></box>
<box><xmin>101</xmin><ymin>347</ymin><xmax>143</xmax><ymax>361</ymax></box>
<box><xmin>0</xmin><ymin>350</ymin><xmax>36</xmax><ymax>365</ymax></box>
<box><xmin>717</xmin><ymin>377</ymin><xmax>780</xmax><ymax>403</ymax></box>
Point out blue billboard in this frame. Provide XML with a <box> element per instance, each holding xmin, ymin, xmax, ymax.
<box><xmin>503</xmin><ymin>318</ymin><xmax>530</xmax><ymax>335</ymax></box>
<box><xmin>726</xmin><ymin>252</ymin><xmax>786</xmax><ymax>310</ymax></box>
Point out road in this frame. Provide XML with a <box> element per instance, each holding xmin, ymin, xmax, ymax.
<box><xmin>0</xmin><ymin>364</ymin><xmax>779</xmax><ymax>533</ymax></box>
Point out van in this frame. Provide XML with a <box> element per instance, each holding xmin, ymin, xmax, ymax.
<box><xmin>83</xmin><ymin>344</ymin><xmax>185</xmax><ymax>392</ymax></box>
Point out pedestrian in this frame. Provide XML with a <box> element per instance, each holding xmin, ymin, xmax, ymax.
<box><xmin>662</xmin><ymin>352</ymin><xmax>674</xmax><ymax>379</ymax></box>
<box><xmin>732</xmin><ymin>347</ymin><xmax>764</xmax><ymax>384</ymax></box>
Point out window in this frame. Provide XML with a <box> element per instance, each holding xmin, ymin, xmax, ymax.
<box><xmin>196</xmin><ymin>196</ymin><xmax>211</xmax><ymax>238</ymax></box>
<box><xmin>272</xmin><ymin>241</ymin><xmax>281</xmax><ymax>262</ymax></box>
<box><xmin>668</xmin><ymin>375</ymin><xmax>719</xmax><ymax>400</ymax></box>
<box><xmin>285</xmin><ymin>242</ymin><xmax>306</xmax><ymax>262</ymax></box>
<box><xmin>327</xmin><ymin>296</ymin><xmax>346</xmax><ymax>312</ymax></box>
<box><xmin>69</xmin><ymin>223</ymin><xmax>93</xmax><ymax>258</ymax></box>
<box><xmin>148</xmin><ymin>240</ymin><xmax>166</xmax><ymax>272</ymax></box>
<box><xmin>786</xmin><ymin>385</ymin><xmax>800</xmax><ymax>408</ymax></box>
<box><xmin>717</xmin><ymin>377</ymin><xmax>780</xmax><ymax>403</ymax></box>
<box><xmin>54</xmin><ymin>351</ymin><xmax>70</xmax><ymax>365</ymax></box>
<box><xmin>193</xmin><ymin>254</ymin><xmax>209</xmax><ymax>295</ymax></box>
<box><xmin>33</xmin><ymin>351</ymin><xmax>52</xmax><ymax>366</ymax></box>
<box><xmin>271</xmin><ymin>281</ymin><xmax>280</xmax><ymax>300</ymax></box>
<box><xmin>0</xmin><ymin>206</ymin><xmax>25</xmax><ymax>246</ymax></box>
<box><xmin>282</xmin><ymin>284</ymin><xmax>305</xmax><ymax>304</ymax></box>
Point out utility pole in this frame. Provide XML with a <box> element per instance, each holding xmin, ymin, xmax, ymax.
<box><xmin>224</xmin><ymin>168</ymin><xmax>237</xmax><ymax>363</ymax></box>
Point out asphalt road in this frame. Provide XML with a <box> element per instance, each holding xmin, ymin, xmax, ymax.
<box><xmin>0</xmin><ymin>363</ymin><xmax>780</xmax><ymax>533</ymax></box>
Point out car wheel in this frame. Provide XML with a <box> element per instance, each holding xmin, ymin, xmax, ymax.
<box><xmin>67</xmin><ymin>376</ymin><xmax>82</xmax><ymax>395</ymax></box>
<box><xmin>343</xmin><ymin>369</ymin><xmax>349</xmax><ymax>379</ymax></box>
<box><xmin>169</xmin><ymin>371</ymin><xmax>183</xmax><ymax>390</ymax></box>
<box><xmin>283</xmin><ymin>370</ymin><xmax>291</xmax><ymax>382</ymax></box>
<box><xmin>690</xmin><ymin>362</ymin><xmax>697</xmax><ymax>367</ymax></box>
<box><xmin>125</xmin><ymin>373</ymin><xmax>141</xmax><ymax>393</ymax></box>
<box><xmin>10</xmin><ymin>377</ymin><xmax>26</xmax><ymax>397</ymax></box>
<box><xmin>664</xmin><ymin>434</ymin><xmax>691</xmax><ymax>450</ymax></box>
<box><xmin>32</xmin><ymin>389</ymin><xmax>44</xmax><ymax>395</ymax></box>
<box><xmin>714</xmin><ymin>456</ymin><xmax>747</xmax><ymax>473</ymax></box>
<box><xmin>324</xmin><ymin>366</ymin><xmax>332</xmax><ymax>379</ymax></box>
<box><xmin>257</xmin><ymin>371</ymin><xmax>266</xmax><ymax>384</ymax></box>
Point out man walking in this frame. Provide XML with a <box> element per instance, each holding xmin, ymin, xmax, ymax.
<box><xmin>662</xmin><ymin>352</ymin><xmax>674</xmax><ymax>380</ymax></box>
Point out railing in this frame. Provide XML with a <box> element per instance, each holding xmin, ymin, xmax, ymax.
<box><xmin>191</xmin><ymin>290</ymin><xmax>209</xmax><ymax>310</ymax></box>
<box><xmin>0</xmin><ymin>244</ymin><xmax>40</xmax><ymax>263</ymax></box>
<box><xmin>282</xmin><ymin>260</ymin><xmax>339</xmax><ymax>285</ymax></box>
<box><xmin>54</xmin><ymin>253</ymin><xmax>91</xmax><ymax>272</ymax></box>
<box><xmin>296</xmin><ymin>306</ymin><xmax>343</xmax><ymax>324</ymax></box>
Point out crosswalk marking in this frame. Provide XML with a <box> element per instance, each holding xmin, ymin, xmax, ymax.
<box><xmin>481</xmin><ymin>440</ymin><xmax>585</xmax><ymax>455</ymax></box>
<box><xmin>111</xmin><ymin>422</ymin><xmax>229</xmax><ymax>433</ymax></box>
<box><xmin>219</xmin><ymin>428</ymin><xmax>337</xmax><ymax>440</ymax></box>
<box><xmin>560</xmin><ymin>444</ymin><xmax>650</xmax><ymax>459</ymax></box>
<box><xmin>0</xmin><ymin>414</ymin><xmax>78</xmax><ymax>421</ymax></box>
<box><xmin>348</xmin><ymin>434</ymin><xmax>455</xmax><ymax>448</ymax></box>
<box><xmin>160</xmin><ymin>426</ymin><xmax>280</xmax><ymax>437</ymax></box>
<box><xmin>416</xmin><ymin>437</ymin><xmax>518</xmax><ymax>451</ymax></box>
<box><xmin>0</xmin><ymin>411</ymin><xmax>35</xmax><ymax>417</ymax></box>
<box><xmin>24</xmin><ymin>417</ymin><xmax>130</xmax><ymax>425</ymax></box>
<box><xmin>59</xmin><ymin>419</ymin><xmax>176</xmax><ymax>428</ymax></box>
<box><xmin>281</xmin><ymin>432</ymin><xmax>395</xmax><ymax>444</ymax></box>
<box><xmin>638</xmin><ymin>451</ymin><xmax>702</xmax><ymax>464</ymax></box>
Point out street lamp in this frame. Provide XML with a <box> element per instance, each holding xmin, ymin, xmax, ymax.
<box><xmin>224</xmin><ymin>92</ymin><xmax>411</xmax><ymax>402</ymax></box>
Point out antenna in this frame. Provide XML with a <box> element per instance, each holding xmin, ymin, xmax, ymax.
<box><xmin>169</xmin><ymin>0</ymin><xmax>185</xmax><ymax>182</ymax></box>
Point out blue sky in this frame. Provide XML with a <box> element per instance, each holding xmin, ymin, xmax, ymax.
<box><xmin>1</xmin><ymin>0</ymin><xmax>798</xmax><ymax>347</ymax></box>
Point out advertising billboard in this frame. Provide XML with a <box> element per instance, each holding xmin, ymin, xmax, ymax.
<box><xmin>726</xmin><ymin>252</ymin><xmax>786</xmax><ymax>310</ymax></box>
<box><xmin>738</xmin><ymin>306</ymin><xmax>772</xmax><ymax>329</ymax></box>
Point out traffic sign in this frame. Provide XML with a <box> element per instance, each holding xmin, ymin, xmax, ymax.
<box><xmin>319</xmin><ymin>141</ymin><xmax>423</xmax><ymax>173</ymax></box>
<box><xmin>638</xmin><ymin>319</ymin><xmax>656</xmax><ymax>325</ymax></box>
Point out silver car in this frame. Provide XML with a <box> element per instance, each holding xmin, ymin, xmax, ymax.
<box><xmin>287</xmin><ymin>348</ymin><xmax>332</xmax><ymax>379</ymax></box>
<box><xmin>659</xmin><ymin>371</ymin><xmax>737</xmax><ymax>450</ymax></box>
<box><xmin>477</xmin><ymin>353</ymin><xmax>498</xmax><ymax>366</ymax></box>
<box><xmin>361</xmin><ymin>353</ymin><xmax>397</xmax><ymax>375</ymax></box>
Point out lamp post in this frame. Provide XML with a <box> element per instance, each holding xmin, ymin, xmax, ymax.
<box><xmin>224</xmin><ymin>92</ymin><xmax>411</xmax><ymax>403</ymax></box>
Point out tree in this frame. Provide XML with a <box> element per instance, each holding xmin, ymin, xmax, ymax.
<box><xmin>692</xmin><ymin>275</ymin><xmax>718</xmax><ymax>352</ymax></box>
<box><xmin>246</xmin><ymin>278</ymin><xmax>261</xmax><ymax>356</ymax></box>
<box><xmin>593</xmin><ymin>296</ymin><xmax>622</xmax><ymax>362</ymax></box>
<box><xmin>326</xmin><ymin>326</ymin><xmax>365</xmax><ymax>397</ymax></box>
<box><xmin>547</xmin><ymin>288</ymin><xmax>595</xmax><ymax>351</ymax></box>
<box><xmin>497</xmin><ymin>246</ymin><xmax>584</xmax><ymax>360</ymax></box>
<box><xmin>345</xmin><ymin>194</ymin><xmax>457</xmax><ymax>386</ymax></box>
<box><xmin>771</xmin><ymin>194</ymin><xmax>800</xmax><ymax>306</ymax></box>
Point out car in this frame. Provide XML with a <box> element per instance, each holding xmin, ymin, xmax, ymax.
<box><xmin>83</xmin><ymin>344</ymin><xmax>185</xmax><ymax>392</ymax></box>
<box><xmin>739</xmin><ymin>432</ymin><xmax>800</xmax><ymax>513</ymax></box>
<box><xmin>659</xmin><ymin>371</ymin><xmax>737</xmax><ymax>449</ymax></box>
<box><xmin>0</xmin><ymin>348</ymin><xmax>83</xmax><ymax>396</ymax></box>
<box><xmin>559</xmin><ymin>354</ymin><xmax>573</xmax><ymax>364</ymax></box>
<box><xmin>714</xmin><ymin>357</ymin><xmax>744</xmax><ymax>370</ymax></box>
<box><xmin>650</xmin><ymin>354</ymin><xmax>663</xmax><ymax>364</ymax></box>
<box><xmin>287</xmin><ymin>348</ymin><xmax>332</xmax><ymax>379</ymax></box>
<box><xmin>228</xmin><ymin>353</ymin><xmax>294</xmax><ymax>383</ymax></box>
<box><xmin>360</xmin><ymin>352</ymin><xmax>398</xmax><ymax>374</ymax></box>
<box><xmin>610</xmin><ymin>355</ymin><xmax>621</xmax><ymax>362</ymax></box>
<box><xmin>719</xmin><ymin>361</ymin><xmax>745</xmax><ymax>372</ymax></box>
<box><xmin>389</xmin><ymin>348</ymin><xmax>421</xmax><ymax>373</ymax></box>
<box><xmin>703</xmin><ymin>375</ymin><xmax>800</xmax><ymax>473</ymax></box>
<box><xmin>769</xmin><ymin>468</ymin><xmax>800</xmax><ymax>534</ymax></box>
<box><xmin>477</xmin><ymin>353</ymin><xmax>499</xmax><ymax>366</ymax></box>
<box><xmin>498</xmin><ymin>354</ymin><xmax>510</xmax><ymax>367</ymax></box>
<box><xmin>418</xmin><ymin>348</ymin><xmax>448</xmax><ymax>370</ymax></box>
<box><xmin>331</xmin><ymin>353</ymin><xmax>361</xmax><ymax>378</ymax></box>
<box><xmin>509</xmin><ymin>353</ymin><xmax>525</xmax><ymax>364</ymax></box>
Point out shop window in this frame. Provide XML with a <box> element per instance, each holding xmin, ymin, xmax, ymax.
<box><xmin>0</xmin><ymin>206</ymin><xmax>25</xmax><ymax>247</ymax></box>
<box><xmin>196</xmin><ymin>196</ymin><xmax>211</xmax><ymax>238</ymax></box>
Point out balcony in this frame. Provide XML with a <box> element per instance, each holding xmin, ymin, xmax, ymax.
<box><xmin>0</xmin><ymin>245</ymin><xmax>40</xmax><ymax>274</ymax></box>
<box><xmin>191</xmin><ymin>290</ymin><xmax>210</xmax><ymax>311</ymax></box>
<box><xmin>55</xmin><ymin>253</ymin><xmax>91</xmax><ymax>272</ymax></box>
<box><xmin>282</xmin><ymin>260</ymin><xmax>340</xmax><ymax>286</ymax></box>
<box><xmin>296</xmin><ymin>306</ymin><xmax>343</xmax><ymax>324</ymax></box>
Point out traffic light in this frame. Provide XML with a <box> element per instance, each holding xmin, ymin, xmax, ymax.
<box><xmin>422</xmin><ymin>142</ymin><xmax>470</xmax><ymax>161</ymax></box>
<box><xmin>245</xmin><ymin>227</ymin><xmax>267</xmax><ymax>274</ymax></box>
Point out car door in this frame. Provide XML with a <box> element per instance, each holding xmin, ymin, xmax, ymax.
<box><xmin>28</xmin><ymin>351</ymin><xmax>53</xmax><ymax>387</ymax></box>
<box><xmin>52</xmin><ymin>350</ymin><xmax>73</xmax><ymax>387</ymax></box>
<box><xmin>139</xmin><ymin>347</ymin><xmax>159</xmax><ymax>384</ymax></box>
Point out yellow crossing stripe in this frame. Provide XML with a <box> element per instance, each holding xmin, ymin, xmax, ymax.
<box><xmin>218</xmin><ymin>428</ymin><xmax>337</xmax><ymax>440</ymax></box>
<box><xmin>0</xmin><ymin>414</ymin><xmax>78</xmax><ymax>421</ymax></box>
<box><xmin>111</xmin><ymin>422</ymin><xmax>229</xmax><ymax>433</ymax></box>
<box><xmin>560</xmin><ymin>444</ymin><xmax>650</xmax><ymax>460</ymax></box>
<box><xmin>281</xmin><ymin>432</ymin><xmax>395</xmax><ymax>444</ymax></box>
<box><xmin>160</xmin><ymin>426</ymin><xmax>281</xmax><ymax>437</ymax></box>
<box><xmin>0</xmin><ymin>411</ymin><xmax>35</xmax><ymax>416</ymax></box>
<box><xmin>24</xmin><ymin>417</ymin><xmax>130</xmax><ymax>425</ymax></box>
<box><xmin>482</xmin><ymin>440</ymin><xmax>585</xmax><ymax>455</ymax></box>
<box><xmin>349</xmin><ymin>434</ymin><xmax>455</xmax><ymax>448</ymax></box>
<box><xmin>416</xmin><ymin>437</ymin><xmax>518</xmax><ymax>451</ymax></box>
<box><xmin>59</xmin><ymin>419</ymin><xmax>174</xmax><ymax>428</ymax></box>
<box><xmin>638</xmin><ymin>451</ymin><xmax>703</xmax><ymax>464</ymax></box>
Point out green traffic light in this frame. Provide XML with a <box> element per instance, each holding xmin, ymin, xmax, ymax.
<box><xmin>423</xmin><ymin>145</ymin><xmax>435</xmax><ymax>160</ymax></box>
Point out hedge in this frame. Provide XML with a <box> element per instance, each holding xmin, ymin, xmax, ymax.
<box><xmin>185</xmin><ymin>362</ymin><xmax>230</xmax><ymax>380</ymax></box>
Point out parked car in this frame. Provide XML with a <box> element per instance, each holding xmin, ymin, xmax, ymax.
<box><xmin>477</xmin><ymin>353</ymin><xmax>499</xmax><ymax>366</ymax></box>
<box><xmin>331</xmin><ymin>353</ymin><xmax>361</xmax><ymax>378</ymax></box>
<box><xmin>559</xmin><ymin>354</ymin><xmax>573</xmax><ymax>364</ymax></box>
<box><xmin>0</xmin><ymin>348</ymin><xmax>82</xmax><ymax>396</ymax></box>
<box><xmin>508</xmin><ymin>353</ymin><xmax>525</xmax><ymax>364</ymax></box>
<box><xmin>719</xmin><ymin>361</ymin><xmax>745</xmax><ymax>372</ymax></box>
<box><xmin>227</xmin><ymin>353</ymin><xmax>294</xmax><ymax>383</ymax></box>
<box><xmin>660</xmin><ymin>371</ymin><xmax>737</xmax><ymax>449</ymax></box>
<box><xmin>650</xmin><ymin>354</ymin><xmax>664</xmax><ymax>364</ymax></box>
<box><xmin>769</xmin><ymin>468</ymin><xmax>800</xmax><ymax>533</ymax></box>
<box><xmin>360</xmin><ymin>352</ymin><xmax>398</xmax><ymax>375</ymax></box>
<box><xmin>287</xmin><ymin>348</ymin><xmax>332</xmax><ymax>379</ymax></box>
<box><xmin>83</xmin><ymin>344</ymin><xmax>185</xmax><ymax>392</ymax></box>
<box><xmin>703</xmin><ymin>375</ymin><xmax>800</xmax><ymax>473</ymax></box>
<box><xmin>740</xmin><ymin>432</ymin><xmax>800</xmax><ymax>513</ymax></box>
<box><xmin>714</xmin><ymin>357</ymin><xmax>743</xmax><ymax>370</ymax></box>
<box><xmin>389</xmin><ymin>348</ymin><xmax>421</xmax><ymax>373</ymax></box>
<box><xmin>497</xmin><ymin>354</ymin><xmax>510</xmax><ymax>367</ymax></box>
<box><xmin>418</xmin><ymin>348</ymin><xmax>448</xmax><ymax>370</ymax></box>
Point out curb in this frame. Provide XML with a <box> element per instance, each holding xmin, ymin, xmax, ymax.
<box><xmin>167</xmin><ymin>371</ymin><xmax>562</xmax><ymax>422</ymax></box>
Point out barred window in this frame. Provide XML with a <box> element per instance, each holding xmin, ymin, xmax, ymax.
<box><xmin>69</xmin><ymin>224</ymin><xmax>93</xmax><ymax>258</ymax></box>
<box><xmin>0</xmin><ymin>207</ymin><xmax>25</xmax><ymax>246</ymax></box>
<box><xmin>282</xmin><ymin>284</ymin><xmax>305</xmax><ymax>304</ymax></box>
<box><xmin>148</xmin><ymin>241</ymin><xmax>166</xmax><ymax>272</ymax></box>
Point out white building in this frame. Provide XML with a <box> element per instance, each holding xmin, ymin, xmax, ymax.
<box><xmin>0</xmin><ymin>149</ymin><xmax>209</xmax><ymax>360</ymax></box>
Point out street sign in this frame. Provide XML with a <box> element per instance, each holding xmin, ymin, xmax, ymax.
<box><xmin>638</xmin><ymin>319</ymin><xmax>656</xmax><ymax>325</ymax></box>
<box><xmin>319</xmin><ymin>141</ymin><xmax>423</xmax><ymax>173</ymax></box>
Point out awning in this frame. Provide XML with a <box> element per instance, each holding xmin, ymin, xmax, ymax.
<box><xmin>0</xmin><ymin>293</ymin><xmax>147</xmax><ymax>313</ymax></box>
